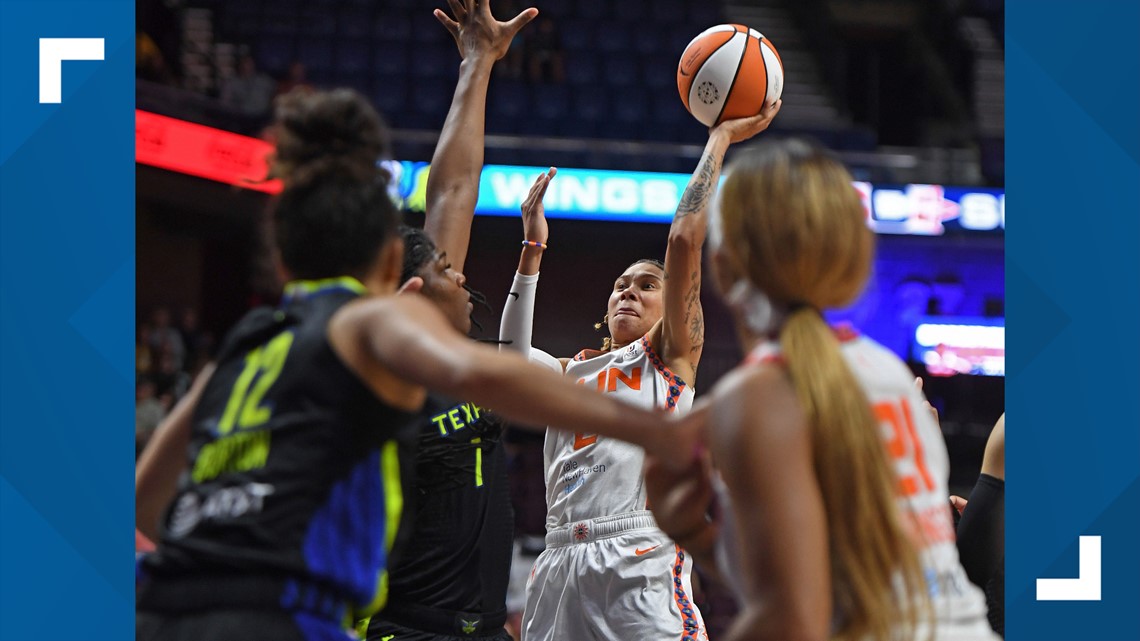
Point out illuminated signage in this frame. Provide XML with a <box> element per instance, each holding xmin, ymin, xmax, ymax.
<box><xmin>136</xmin><ymin>111</ymin><xmax>1005</xmax><ymax>235</ymax></box>
<box><xmin>912</xmin><ymin>317</ymin><xmax>1005</xmax><ymax>377</ymax></box>
<box><xmin>135</xmin><ymin>110</ymin><xmax>280</xmax><ymax>193</ymax></box>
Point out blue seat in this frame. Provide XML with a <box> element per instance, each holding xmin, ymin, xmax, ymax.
<box><xmin>409</xmin><ymin>44</ymin><xmax>455</xmax><ymax>79</ymax></box>
<box><xmin>255</xmin><ymin>35</ymin><xmax>296</xmax><ymax>76</ymax></box>
<box><xmin>374</xmin><ymin>41</ymin><xmax>409</xmax><ymax>76</ymax></box>
<box><xmin>536</xmin><ymin>1</ymin><xmax>575</xmax><ymax>20</ymax></box>
<box><xmin>571</xmin><ymin>89</ymin><xmax>609</xmax><ymax>123</ymax></box>
<box><xmin>404</xmin><ymin>79</ymin><xmax>452</xmax><ymax>129</ymax></box>
<box><xmin>594</xmin><ymin>23</ymin><xmax>631</xmax><ymax>54</ymax></box>
<box><xmin>330</xmin><ymin>72</ymin><xmax>373</xmax><ymax>97</ymax></box>
<box><xmin>687</xmin><ymin>3</ymin><xmax>724</xmax><ymax>29</ymax></box>
<box><xmin>633</xmin><ymin>26</ymin><xmax>664</xmax><ymax>56</ymax></box>
<box><xmin>298</xmin><ymin>10</ymin><xmax>337</xmax><ymax>37</ymax></box>
<box><xmin>560</xmin><ymin>19</ymin><xmax>594</xmax><ymax>51</ymax></box>
<box><xmin>298</xmin><ymin>38</ymin><xmax>335</xmax><ymax>75</ymax></box>
<box><xmin>410</xmin><ymin>11</ymin><xmax>449</xmax><ymax>44</ymax></box>
<box><xmin>338</xmin><ymin>8</ymin><xmax>373</xmax><ymax>39</ymax></box>
<box><xmin>532</xmin><ymin>83</ymin><xmax>570</xmax><ymax>120</ymax></box>
<box><xmin>614</xmin><ymin>0</ymin><xmax>645</xmax><ymax>23</ymax></box>
<box><xmin>650</xmin><ymin>87</ymin><xmax>687</xmax><ymax>126</ymax></box>
<box><xmin>612</xmin><ymin>88</ymin><xmax>647</xmax><ymax>124</ymax></box>
<box><xmin>667</xmin><ymin>25</ymin><xmax>698</xmax><ymax>55</ymax></box>
<box><xmin>575</xmin><ymin>0</ymin><xmax>609</xmax><ymax>20</ymax></box>
<box><xmin>641</xmin><ymin>53</ymin><xmax>675</xmax><ymax>88</ymax></box>
<box><xmin>372</xmin><ymin>74</ymin><xmax>409</xmax><ymax>119</ymax></box>
<box><xmin>564</xmin><ymin>50</ymin><xmax>599</xmax><ymax>86</ymax></box>
<box><xmin>220</xmin><ymin>5</ymin><xmax>262</xmax><ymax>37</ymax></box>
<box><xmin>336</xmin><ymin>39</ymin><xmax>371</xmax><ymax>76</ymax></box>
<box><xmin>260</xmin><ymin>10</ymin><xmax>301</xmax><ymax>36</ymax></box>
<box><xmin>602</xmin><ymin>57</ymin><xmax>639</xmax><ymax>86</ymax></box>
<box><xmin>489</xmin><ymin>80</ymin><xmax>530</xmax><ymax>120</ymax></box>
<box><xmin>374</xmin><ymin>12</ymin><xmax>412</xmax><ymax>42</ymax></box>
<box><xmin>652</xmin><ymin>0</ymin><xmax>685</xmax><ymax>23</ymax></box>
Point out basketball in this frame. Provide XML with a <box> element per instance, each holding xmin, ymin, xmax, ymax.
<box><xmin>677</xmin><ymin>24</ymin><xmax>784</xmax><ymax>127</ymax></box>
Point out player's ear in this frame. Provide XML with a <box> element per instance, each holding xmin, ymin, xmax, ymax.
<box><xmin>398</xmin><ymin>276</ymin><xmax>425</xmax><ymax>295</ymax></box>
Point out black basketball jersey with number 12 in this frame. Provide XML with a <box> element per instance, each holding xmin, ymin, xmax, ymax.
<box><xmin>139</xmin><ymin>277</ymin><xmax>418</xmax><ymax>622</ymax></box>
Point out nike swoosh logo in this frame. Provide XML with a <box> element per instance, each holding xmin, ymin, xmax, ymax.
<box><xmin>635</xmin><ymin>545</ymin><xmax>660</xmax><ymax>556</ymax></box>
<box><xmin>382</xmin><ymin>636</ymin><xmax>394</xmax><ymax>641</ymax></box>
<box><xmin>509</xmin><ymin>291</ymin><xmax>519</xmax><ymax>300</ymax></box>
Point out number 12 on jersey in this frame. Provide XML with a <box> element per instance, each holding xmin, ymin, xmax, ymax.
<box><xmin>218</xmin><ymin>332</ymin><xmax>295</xmax><ymax>434</ymax></box>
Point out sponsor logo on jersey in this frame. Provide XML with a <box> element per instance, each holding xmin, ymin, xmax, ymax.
<box><xmin>167</xmin><ymin>482</ymin><xmax>275</xmax><ymax>538</ymax></box>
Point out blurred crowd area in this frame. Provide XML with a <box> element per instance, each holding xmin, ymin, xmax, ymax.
<box><xmin>134</xmin><ymin>306</ymin><xmax>216</xmax><ymax>458</ymax></box>
<box><xmin>138</xmin><ymin>0</ymin><xmax>1004</xmax><ymax>184</ymax></box>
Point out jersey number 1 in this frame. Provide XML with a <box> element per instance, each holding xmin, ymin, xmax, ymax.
<box><xmin>218</xmin><ymin>332</ymin><xmax>295</xmax><ymax>434</ymax></box>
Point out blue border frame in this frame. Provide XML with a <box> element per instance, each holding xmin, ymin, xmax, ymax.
<box><xmin>1006</xmin><ymin>1</ymin><xmax>1140</xmax><ymax>639</ymax></box>
<box><xmin>0</xmin><ymin>1</ymin><xmax>135</xmax><ymax>639</ymax></box>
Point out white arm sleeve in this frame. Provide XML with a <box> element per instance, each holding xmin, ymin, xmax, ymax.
<box><xmin>500</xmin><ymin>271</ymin><xmax>561</xmax><ymax>372</ymax></box>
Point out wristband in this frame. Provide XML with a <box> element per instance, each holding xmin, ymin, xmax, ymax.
<box><xmin>522</xmin><ymin>240</ymin><xmax>548</xmax><ymax>249</ymax></box>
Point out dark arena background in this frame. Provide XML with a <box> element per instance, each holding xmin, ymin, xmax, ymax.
<box><xmin>136</xmin><ymin>0</ymin><xmax>1004</xmax><ymax>635</ymax></box>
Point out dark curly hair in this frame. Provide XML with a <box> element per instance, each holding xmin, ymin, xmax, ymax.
<box><xmin>268</xmin><ymin>88</ymin><xmax>399</xmax><ymax>280</ymax></box>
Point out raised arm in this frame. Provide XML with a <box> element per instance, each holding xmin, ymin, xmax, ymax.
<box><xmin>658</xmin><ymin>101</ymin><xmax>782</xmax><ymax>379</ymax></box>
<box><xmin>425</xmin><ymin>0</ymin><xmax>538</xmax><ymax>273</ymax></box>
<box><xmin>499</xmin><ymin>169</ymin><xmax>561</xmax><ymax>370</ymax></box>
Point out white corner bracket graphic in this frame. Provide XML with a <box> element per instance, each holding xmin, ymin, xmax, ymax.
<box><xmin>1036</xmin><ymin>535</ymin><xmax>1102</xmax><ymax>601</ymax></box>
<box><xmin>39</xmin><ymin>38</ymin><xmax>105</xmax><ymax>104</ymax></box>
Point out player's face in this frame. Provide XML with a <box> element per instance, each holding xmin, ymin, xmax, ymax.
<box><xmin>607</xmin><ymin>263</ymin><xmax>665</xmax><ymax>347</ymax></box>
<box><xmin>419</xmin><ymin>251</ymin><xmax>473</xmax><ymax>334</ymax></box>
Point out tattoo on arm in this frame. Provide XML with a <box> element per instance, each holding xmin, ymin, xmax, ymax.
<box><xmin>682</xmin><ymin>270</ymin><xmax>705</xmax><ymax>354</ymax></box>
<box><xmin>676</xmin><ymin>153</ymin><xmax>721</xmax><ymax>219</ymax></box>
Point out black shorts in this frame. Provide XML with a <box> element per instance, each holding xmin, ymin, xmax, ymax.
<box><xmin>367</xmin><ymin>619</ymin><xmax>512</xmax><ymax>641</ymax></box>
<box><xmin>137</xmin><ymin>609</ymin><xmax>350</xmax><ymax>641</ymax></box>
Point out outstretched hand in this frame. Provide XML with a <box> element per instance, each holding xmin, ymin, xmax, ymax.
<box><xmin>434</xmin><ymin>0</ymin><xmax>539</xmax><ymax>62</ymax></box>
<box><xmin>521</xmin><ymin>167</ymin><xmax>555</xmax><ymax>245</ymax></box>
<box><xmin>711</xmin><ymin>99</ymin><xmax>782</xmax><ymax>144</ymax></box>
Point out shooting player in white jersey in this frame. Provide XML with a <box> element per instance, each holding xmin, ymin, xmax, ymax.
<box><xmin>644</xmin><ymin>137</ymin><xmax>999</xmax><ymax>641</ymax></box>
<box><xmin>498</xmin><ymin>103</ymin><xmax>781</xmax><ymax>641</ymax></box>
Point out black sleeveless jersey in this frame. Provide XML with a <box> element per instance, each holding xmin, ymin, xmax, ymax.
<box><xmin>140</xmin><ymin>278</ymin><xmax>418</xmax><ymax>620</ymax></box>
<box><xmin>373</xmin><ymin>391</ymin><xmax>514</xmax><ymax>622</ymax></box>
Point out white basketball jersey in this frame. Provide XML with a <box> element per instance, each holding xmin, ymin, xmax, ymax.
<box><xmin>544</xmin><ymin>337</ymin><xmax>694</xmax><ymax>530</ymax></box>
<box><xmin>716</xmin><ymin>330</ymin><xmax>994</xmax><ymax>637</ymax></box>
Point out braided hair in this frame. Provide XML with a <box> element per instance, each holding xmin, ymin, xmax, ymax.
<box><xmin>398</xmin><ymin>225</ymin><xmax>496</xmax><ymax>338</ymax></box>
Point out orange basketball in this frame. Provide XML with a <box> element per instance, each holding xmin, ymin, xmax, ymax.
<box><xmin>677</xmin><ymin>24</ymin><xmax>784</xmax><ymax>127</ymax></box>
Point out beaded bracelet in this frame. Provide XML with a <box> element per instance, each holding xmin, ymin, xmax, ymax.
<box><xmin>521</xmin><ymin>240</ymin><xmax>548</xmax><ymax>250</ymax></box>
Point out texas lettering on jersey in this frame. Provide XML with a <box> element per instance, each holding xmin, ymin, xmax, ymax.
<box><xmin>430</xmin><ymin>401</ymin><xmax>486</xmax><ymax>437</ymax></box>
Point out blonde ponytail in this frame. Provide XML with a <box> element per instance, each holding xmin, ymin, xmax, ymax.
<box><xmin>780</xmin><ymin>308</ymin><xmax>928</xmax><ymax>641</ymax></box>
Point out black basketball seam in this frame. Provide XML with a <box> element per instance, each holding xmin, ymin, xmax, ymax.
<box><xmin>713</xmin><ymin>32</ymin><xmax>750</xmax><ymax>125</ymax></box>
<box><xmin>686</xmin><ymin>30</ymin><xmax>740</xmax><ymax>111</ymax></box>
<box><xmin>757</xmin><ymin>36</ymin><xmax>771</xmax><ymax>106</ymax></box>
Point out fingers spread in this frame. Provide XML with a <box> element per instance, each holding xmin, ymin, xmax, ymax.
<box><xmin>433</xmin><ymin>9</ymin><xmax>460</xmax><ymax>34</ymax></box>
<box><xmin>506</xmin><ymin>7</ymin><xmax>540</xmax><ymax>34</ymax></box>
